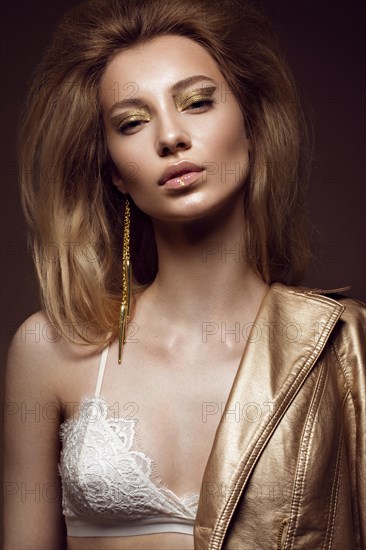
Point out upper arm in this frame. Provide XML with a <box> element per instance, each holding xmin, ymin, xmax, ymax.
<box><xmin>3</xmin><ymin>312</ymin><xmax>67</xmax><ymax>550</ymax></box>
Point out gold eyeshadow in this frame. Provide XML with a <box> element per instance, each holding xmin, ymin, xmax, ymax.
<box><xmin>110</xmin><ymin>85</ymin><xmax>217</xmax><ymax>130</ymax></box>
<box><xmin>112</xmin><ymin>108</ymin><xmax>150</xmax><ymax>128</ymax></box>
<box><xmin>173</xmin><ymin>86</ymin><xmax>217</xmax><ymax>111</ymax></box>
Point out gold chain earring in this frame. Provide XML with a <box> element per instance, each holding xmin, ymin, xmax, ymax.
<box><xmin>118</xmin><ymin>196</ymin><xmax>132</xmax><ymax>363</ymax></box>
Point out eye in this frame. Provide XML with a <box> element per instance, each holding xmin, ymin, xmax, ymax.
<box><xmin>117</xmin><ymin>119</ymin><xmax>148</xmax><ymax>134</ymax></box>
<box><xmin>116</xmin><ymin>96</ymin><xmax>215</xmax><ymax>134</ymax></box>
<box><xmin>186</xmin><ymin>98</ymin><xmax>215</xmax><ymax>110</ymax></box>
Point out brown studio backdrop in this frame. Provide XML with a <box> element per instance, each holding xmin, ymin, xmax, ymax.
<box><xmin>0</xmin><ymin>0</ymin><xmax>365</xmax><ymax>540</ymax></box>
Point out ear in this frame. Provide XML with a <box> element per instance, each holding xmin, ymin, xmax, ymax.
<box><xmin>110</xmin><ymin>164</ymin><xmax>128</xmax><ymax>194</ymax></box>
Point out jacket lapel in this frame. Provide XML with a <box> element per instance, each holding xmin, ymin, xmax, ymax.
<box><xmin>194</xmin><ymin>282</ymin><xmax>345</xmax><ymax>549</ymax></box>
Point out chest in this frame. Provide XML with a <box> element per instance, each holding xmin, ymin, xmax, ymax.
<box><xmin>109</xmin><ymin>353</ymin><xmax>242</xmax><ymax>492</ymax></box>
<box><xmin>61</xmin><ymin>339</ymin><xmax>245</xmax><ymax>497</ymax></box>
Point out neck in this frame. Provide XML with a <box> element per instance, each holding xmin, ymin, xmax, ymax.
<box><xmin>138</xmin><ymin>199</ymin><xmax>269</xmax><ymax>324</ymax></box>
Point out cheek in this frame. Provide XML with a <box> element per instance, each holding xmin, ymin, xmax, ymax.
<box><xmin>223</xmin><ymin>110</ymin><xmax>248</xmax><ymax>153</ymax></box>
<box><xmin>205</xmin><ymin>109</ymin><xmax>249</xmax><ymax>187</ymax></box>
<box><xmin>204</xmin><ymin>106</ymin><xmax>248</xmax><ymax>159</ymax></box>
<box><xmin>106</xmin><ymin>134</ymin><xmax>140</xmax><ymax>182</ymax></box>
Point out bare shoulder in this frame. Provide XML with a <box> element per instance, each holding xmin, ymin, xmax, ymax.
<box><xmin>6</xmin><ymin>309</ymin><xmax>103</xmax><ymax>409</ymax></box>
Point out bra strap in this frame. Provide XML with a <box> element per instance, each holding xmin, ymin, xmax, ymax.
<box><xmin>94</xmin><ymin>344</ymin><xmax>110</xmax><ymax>397</ymax></box>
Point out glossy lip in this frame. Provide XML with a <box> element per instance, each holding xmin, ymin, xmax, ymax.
<box><xmin>163</xmin><ymin>170</ymin><xmax>204</xmax><ymax>190</ymax></box>
<box><xmin>158</xmin><ymin>160</ymin><xmax>203</xmax><ymax>186</ymax></box>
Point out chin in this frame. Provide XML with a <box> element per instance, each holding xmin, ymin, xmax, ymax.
<box><xmin>153</xmin><ymin>205</ymin><xmax>234</xmax><ymax>226</ymax></box>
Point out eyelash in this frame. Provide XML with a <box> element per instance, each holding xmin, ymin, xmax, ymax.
<box><xmin>117</xmin><ymin>98</ymin><xmax>215</xmax><ymax>134</ymax></box>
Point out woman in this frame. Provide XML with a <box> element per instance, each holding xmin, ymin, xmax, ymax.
<box><xmin>3</xmin><ymin>0</ymin><xmax>365</xmax><ymax>549</ymax></box>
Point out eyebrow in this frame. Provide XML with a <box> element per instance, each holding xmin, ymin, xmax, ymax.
<box><xmin>107</xmin><ymin>74</ymin><xmax>218</xmax><ymax>116</ymax></box>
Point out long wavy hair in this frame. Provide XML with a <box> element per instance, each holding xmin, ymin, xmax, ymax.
<box><xmin>19</xmin><ymin>0</ymin><xmax>312</xmax><ymax>345</ymax></box>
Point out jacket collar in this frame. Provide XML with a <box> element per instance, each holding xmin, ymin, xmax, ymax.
<box><xmin>194</xmin><ymin>282</ymin><xmax>345</xmax><ymax>549</ymax></box>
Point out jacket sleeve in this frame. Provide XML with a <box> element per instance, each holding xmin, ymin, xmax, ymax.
<box><xmin>333</xmin><ymin>296</ymin><xmax>366</xmax><ymax>549</ymax></box>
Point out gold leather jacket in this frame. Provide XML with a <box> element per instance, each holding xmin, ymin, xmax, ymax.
<box><xmin>194</xmin><ymin>282</ymin><xmax>366</xmax><ymax>549</ymax></box>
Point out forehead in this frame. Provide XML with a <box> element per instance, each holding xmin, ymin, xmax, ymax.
<box><xmin>100</xmin><ymin>34</ymin><xmax>225</xmax><ymax>106</ymax></box>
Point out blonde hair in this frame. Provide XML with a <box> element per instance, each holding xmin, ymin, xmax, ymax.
<box><xmin>19</xmin><ymin>0</ymin><xmax>312</xmax><ymax>345</ymax></box>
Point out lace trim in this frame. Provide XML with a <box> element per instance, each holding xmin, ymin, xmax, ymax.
<box><xmin>58</xmin><ymin>395</ymin><xmax>199</xmax><ymax>521</ymax></box>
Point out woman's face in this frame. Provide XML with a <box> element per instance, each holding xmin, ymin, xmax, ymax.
<box><xmin>100</xmin><ymin>35</ymin><xmax>250</xmax><ymax>223</ymax></box>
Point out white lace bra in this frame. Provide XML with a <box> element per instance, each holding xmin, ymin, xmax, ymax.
<box><xmin>58</xmin><ymin>345</ymin><xmax>199</xmax><ymax>537</ymax></box>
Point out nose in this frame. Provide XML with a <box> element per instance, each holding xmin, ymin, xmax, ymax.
<box><xmin>155</xmin><ymin>111</ymin><xmax>191</xmax><ymax>157</ymax></box>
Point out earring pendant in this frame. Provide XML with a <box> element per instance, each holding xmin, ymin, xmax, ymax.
<box><xmin>118</xmin><ymin>197</ymin><xmax>131</xmax><ymax>363</ymax></box>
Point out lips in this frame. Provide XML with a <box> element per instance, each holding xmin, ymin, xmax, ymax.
<box><xmin>158</xmin><ymin>160</ymin><xmax>203</xmax><ymax>186</ymax></box>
